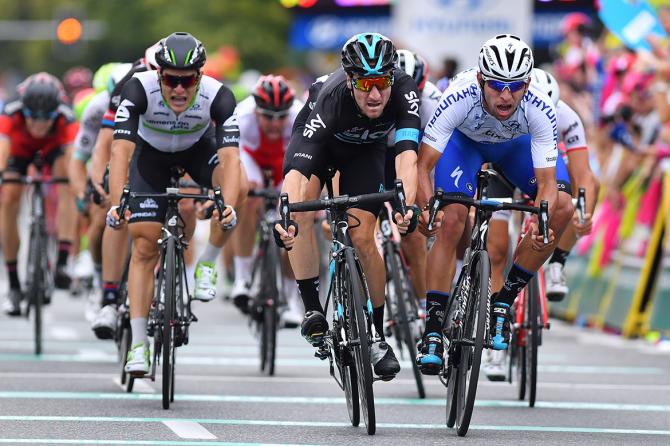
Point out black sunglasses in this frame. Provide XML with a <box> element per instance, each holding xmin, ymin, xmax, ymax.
<box><xmin>161</xmin><ymin>73</ymin><xmax>200</xmax><ymax>89</ymax></box>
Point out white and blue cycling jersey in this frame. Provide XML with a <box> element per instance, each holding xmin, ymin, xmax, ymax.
<box><xmin>423</xmin><ymin>68</ymin><xmax>570</xmax><ymax>198</ymax></box>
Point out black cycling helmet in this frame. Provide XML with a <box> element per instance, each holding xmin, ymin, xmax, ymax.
<box><xmin>155</xmin><ymin>32</ymin><xmax>206</xmax><ymax>71</ymax></box>
<box><xmin>341</xmin><ymin>32</ymin><xmax>397</xmax><ymax>77</ymax></box>
<box><xmin>20</xmin><ymin>72</ymin><xmax>64</xmax><ymax>115</ymax></box>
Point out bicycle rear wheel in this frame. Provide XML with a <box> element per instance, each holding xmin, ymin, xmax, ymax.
<box><xmin>516</xmin><ymin>289</ymin><xmax>527</xmax><ymax>401</ymax></box>
<box><xmin>260</xmin><ymin>241</ymin><xmax>279</xmax><ymax>376</ymax></box>
<box><xmin>455</xmin><ymin>251</ymin><xmax>490</xmax><ymax>437</ymax></box>
<box><xmin>387</xmin><ymin>246</ymin><xmax>425</xmax><ymax>398</ymax></box>
<box><xmin>345</xmin><ymin>249</ymin><xmax>376</xmax><ymax>435</ymax></box>
<box><xmin>526</xmin><ymin>275</ymin><xmax>540</xmax><ymax>407</ymax></box>
<box><xmin>26</xmin><ymin>223</ymin><xmax>44</xmax><ymax>355</ymax></box>
<box><xmin>161</xmin><ymin>238</ymin><xmax>177</xmax><ymax>410</ymax></box>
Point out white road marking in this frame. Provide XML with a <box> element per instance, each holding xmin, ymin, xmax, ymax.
<box><xmin>162</xmin><ymin>420</ymin><xmax>217</xmax><ymax>440</ymax></box>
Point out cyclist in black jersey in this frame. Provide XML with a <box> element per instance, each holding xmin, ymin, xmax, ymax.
<box><xmin>274</xmin><ymin>33</ymin><xmax>421</xmax><ymax>378</ymax></box>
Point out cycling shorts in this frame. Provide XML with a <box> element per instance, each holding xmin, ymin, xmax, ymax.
<box><xmin>127</xmin><ymin>129</ymin><xmax>219</xmax><ymax>224</ymax></box>
<box><xmin>241</xmin><ymin>150</ymin><xmax>282</xmax><ymax>189</ymax></box>
<box><xmin>5</xmin><ymin>147</ymin><xmax>65</xmax><ymax>176</ymax></box>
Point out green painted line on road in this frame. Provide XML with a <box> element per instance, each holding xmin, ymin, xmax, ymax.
<box><xmin>0</xmin><ymin>416</ymin><xmax>669</xmax><ymax>436</ymax></box>
<box><xmin>0</xmin><ymin>353</ymin><xmax>658</xmax><ymax>374</ymax></box>
<box><xmin>1</xmin><ymin>391</ymin><xmax>670</xmax><ymax>412</ymax></box>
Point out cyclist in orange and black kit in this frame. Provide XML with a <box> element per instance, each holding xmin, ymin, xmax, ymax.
<box><xmin>0</xmin><ymin>73</ymin><xmax>79</xmax><ymax>315</ymax></box>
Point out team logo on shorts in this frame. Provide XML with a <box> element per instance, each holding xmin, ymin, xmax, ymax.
<box><xmin>529</xmin><ymin>177</ymin><xmax>537</xmax><ymax>185</ymax></box>
<box><xmin>466</xmin><ymin>183</ymin><xmax>473</xmax><ymax>192</ymax></box>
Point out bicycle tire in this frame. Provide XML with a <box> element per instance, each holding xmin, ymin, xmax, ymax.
<box><xmin>345</xmin><ymin>249</ymin><xmax>376</xmax><ymax>435</ymax></box>
<box><xmin>446</xmin><ymin>362</ymin><xmax>458</xmax><ymax>428</ymax></box>
<box><xmin>27</xmin><ymin>222</ymin><xmax>44</xmax><ymax>356</ymax></box>
<box><xmin>527</xmin><ymin>275</ymin><xmax>540</xmax><ymax>407</ymax></box>
<box><xmin>262</xmin><ymin>241</ymin><xmax>280</xmax><ymax>376</ymax></box>
<box><xmin>162</xmin><ymin>238</ymin><xmax>177</xmax><ymax>410</ymax></box>
<box><xmin>456</xmin><ymin>251</ymin><xmax>490</xmax><ymax>437</ymax></box>
<box><xmin>516</xmin><ymin>288</ymin><xmax>527</xmax><ymax>401</ymax></box>
<box><xmin>337</xmin><ymin>266</ymin><xmax>360</xmax><ymax>427</ymax></box>
<box><xmin>387</xmin><ymin>247</ymin><xmax>425</xmax><ymax>399</ymax></box>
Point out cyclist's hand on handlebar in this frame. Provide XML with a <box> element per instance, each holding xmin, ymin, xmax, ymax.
<box><xmin>194</xmin><ymin>200</ymin><xmax>213</xmax><ymax>220</ymax></box>
<box><xmin>419</xmin><ymin>208</ymin><xmax>443</xmax><ymax>237</ymax></box>
<box><xmin>106</xmin><ymin>206</ymin><xmax>129</xmax><ymax>229</ymax></box>
<box><xmin>213</xmin><ymin>205</ymin><xmax>237</xmax><ymax>230</ymax></box>
<box><xmin>573</xmin><ymin>211</ymin><xmax>592</xmax><ymax>237</ymax></box>
<box><xmin>394</xmin><ymin>204</ymin><xmax>420</xmax><ymax>235</ymax></box>
<box><xmin>529</xmin><ymin>217</ymin><xmax>554</xmax><ymax>250</ymax></box>
<box><xmin>273</xmin><ymin>220</ymin><xmax>298</xmax><ymax>250</ymax></box>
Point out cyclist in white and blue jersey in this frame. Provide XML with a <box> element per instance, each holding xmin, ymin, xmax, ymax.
<box><xmin>414</xmin><ymin>35</ymin><xmax>575</xmax><ymax>374</ymax></box>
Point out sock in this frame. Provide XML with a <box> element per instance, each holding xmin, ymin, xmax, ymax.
<box><xmin>497</xmin><ymin>263</ymin><xmax>534</xmax><ymax>306</ymax></box>
<box><xmin>199</xmin><ymin>242</ymin><xmax>221</xmax><ymax>264</ymax></box>
<box><xmin>283</xmin><ymin>276</ymin><xmax>299</xmax><ymax>304</ymax></box>
<box><xmin>233</xmin><ymin>256</ymin><xmax>253</xmax><ymax>284</ymax></box>
<box><xmin>102</xmin><ymin>281</ymin><xmax>119</xmax><ymax>307</ymax></box>
<box><xmin>297</xmin><ymin>277</ymin><xmax>322</xmax><ymax>314</ymax></box>
<box><xmin>130</xmin><ymin>317</ymin><xmax>148</xmax><ymax>346</ymax></box>
<box><xmin>549</xmin><ymin>248</ymin><xmax>570</xmax><ymax>266</ymax></box>
<box><xmin>373</xmin><ymin>305</ymin><xmax>385</xmax><ymax>341</ymax></box>
<box><xmin>425</xmin><ymin>290</ymin><xmax>449</xmax><ymax>335</ymax></box>
<box><xmin>57</xmin><ymin>240</ymin><xmax>72</xmax><ymax>267</ymax></box>
<box><xmin>6</xmin><ymin>261</ymin><xmax>20</xmax><ymax>290</ymax></box>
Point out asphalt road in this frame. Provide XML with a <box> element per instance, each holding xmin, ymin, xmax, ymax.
<box><xmin>0</xmin><ymin>280</ymin><xmax>669</xmax><ymax>446</ymax></box>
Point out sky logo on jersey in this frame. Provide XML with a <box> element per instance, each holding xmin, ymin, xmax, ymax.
<box><xmin>303</xmin><ymin>113</ymin><xmax>326</xmax><ymax>138</ymax></box>
<box><xmin>405</xmin><ymin>91</ymin><xmax>420</xmax><ymax>117</ymax></box>
<box><xmin>428</xmin><ymin>83</ymin><xmax>479</xmax><ymax>128</ymax></box>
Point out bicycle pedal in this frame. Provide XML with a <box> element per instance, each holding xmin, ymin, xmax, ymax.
<box><xmin>314</xmin><ymin>347</ymin><xmax>330</xmax><ymax>360</ymax></box>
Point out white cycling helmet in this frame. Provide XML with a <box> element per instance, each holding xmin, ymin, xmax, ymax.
<box><xmin>144</xmin><ymin>41</ymin><xmax>161</xmax><ymax>70</ymax></box>
<box><xmin>478</xmin><ymin>34</ymin><xmax>534</xmax><ymax>81</ymax></box>
<box><xmin>108</xmin><ymin>63</ymin><xmax>133</xmax><ymax>94</ymax></box>
<box><xmin>396</xmin><ymin>49</ymin><xmax>429</xmax><ymax>90</ymax></box>
<box><xmin>531</xmin><ymin>68</ymin><xmax>560</xmax><ymax>105</ymax></box>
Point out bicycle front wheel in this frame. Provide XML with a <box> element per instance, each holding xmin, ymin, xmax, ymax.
<box><xmin>455</xmin><ymin>251</ymin><xmax>490</xmax><ymax>437</ymax></box>
<box><xmin>260</xmin><ymin>241</ymin><xmax>279</xmax><ymax>376</ymax></box>
<box><xmin>345</xmin><ymin>249</ymin><xmax>376</xmax><ymax>435</ymax></box>
<box><xmin>161</xmin><ymin>238</ymin><xmax>177</xmax><ymax>410</ymax></box>
<box><xmin>526</xmin><ymin>275</ymin><xmax>540</xmax><ymax>407</ymax></box>
<box><xmin>387</xmin><ymin>246</ymin><xmax>425</xmax><ymax>398</ymax></box>
<box><xmin>26</xmin><ymin>223</ymin><xmax>45</xmax><ymax>355</ymax></box>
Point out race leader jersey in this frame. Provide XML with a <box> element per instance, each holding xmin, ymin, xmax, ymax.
<box><xmin>0</xmin><ymin>101</ymin><xmax>78</xmax><ymax>158</ymax></box>
<box><xmin>237</xmin><ymin>95</ymin><xmax>303</xmax><ymax>182</ymax></box>
<box><xmin>289</xmin><ymin>68</ymin><xmax>421</xmax><ymax>155</ymax></box>
<box><xmin>387</xmin><ymin>79</ymin><xmax>441</xmax><ymax>146</ymax></box>
<box><xmin>73</xmin><ymin>90</ymin><xmax>109</xmax><ymax>162</ymax></box>
<box><xmin>101</xmin><ymin>58</ymin><xmax>149</xmax><ymax>129</ymax></box>
<box><xmin>112</xmin><ymin>71</ymin><xmax>239</xmax><ymax>152</ymax></box>
<box><xmin>423</xmin><ymin>68</ymin><xmax>559</xmax><ymax>169</ymax></box>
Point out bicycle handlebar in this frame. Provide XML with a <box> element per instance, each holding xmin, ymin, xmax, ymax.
<box><xmin>248</xmin><ymin>188</ymin><xmax>280</xmax><ymax>200</ymax></box>
<box><xmin>116</xmin><ymin>185</ymin><xmax>226</xmax><ymax>222</ymax></box>
<box><xmin>2</xmin><ymin>176</ymin><xmax>69</xmax><ymax>185</ymax></box>
<box><xmin>427</xmin><ymin>188</ymin><xmax>550</xmax><ymax>244</ymax></box>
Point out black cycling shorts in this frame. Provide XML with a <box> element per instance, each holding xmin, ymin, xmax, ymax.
<box><xmin>127</xmin><ymin>129</ymin><xmax>219</xmax><ymax>224</ymax></box>
<box><xmin>284</xmin><ymin>139</ymin><xmax>387</xmax><ymax>215</ymax></box>
<box><xmin>6</xmin><ymin>147</ymin><xmax>65</xmax><ymax>176</ymax></box>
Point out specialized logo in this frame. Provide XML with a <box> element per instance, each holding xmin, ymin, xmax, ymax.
<box><xmin>303</xmin><ymin>113</ymin><xmax>326</xmax><ymax>138</ymax></box>
<box><xmin>168</xmin><ymin>215</ymin><xmax>177</xmax><ymax>227</ymax></box>
<box><xmin>405</xmin><ymin>91</ymin><xmax>420</xmax><ymax>117</ymax></box>
<box><xmin>115</xmin><ymin>99</ymin><xmax>135</xmax><ymax>123</ymax></box>
<box><xmin>451</xmin><ymin>165</ymin><xmax>463</xmax><ymax>188</ymax></box>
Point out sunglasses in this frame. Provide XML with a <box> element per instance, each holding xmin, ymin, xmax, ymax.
<box><xmin>22</xmin><ymin>109</ymin><xmax>58</xmax><ymax>121</ymax></box>
<box><xmin>257</xmin><ymin>109</ymin><xmax>289</xmax><ymax>120</ymax></box>
<box><xmin>351</xmin><ymin>75</ymin><xmax>394</xmax><ymax>92</ymax></box>
<box><xmin>161</xmin><ymin>73</ymin><xmax>200</xmax><ymax>89</ymax></box>
<box><xmin>484</xmin><ymin>78</ymin><xmax>528</xmax><ymax>93</ymax></box>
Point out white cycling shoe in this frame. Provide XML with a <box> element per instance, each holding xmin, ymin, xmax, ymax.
<box><xmin>193</xmin><ymin>261</ymin><xmax>217</xmax><ymax>302</ymax></box>
<box><xmin>125</xmin><ymin>342</ymin><xmax>150</xmax><ymax>376</ymax></box>
<box><xmin>91</xmin><ymin>305</ymin><xmax>118</xmax><ymax>340</ymax></box>
<box><xmin>545</xmin><ymin>262</ymin><xmax>568</xmax><ymax>302</ymax></box>
<box><xmin>483</xmin><ymin>349</ymin><xmax>507</xmax><ymax>382</ymax></box>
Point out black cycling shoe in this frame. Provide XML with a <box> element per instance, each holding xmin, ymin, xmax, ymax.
<box><xmin>233</xmin><ymin>294</ymin><xmax>251</xmax><ymax>315</ymax></box>
<box><xmin>300</xmin><ymin>311</ymin><xmax>328</xmax><ymax>346</ymax></box>
<box><xmin>54</xmin><ymin>266</ymin><xmax>71</xmax><ymax>290</ymax></box>
<box><xmin>416</xmin><ymin>332</ymin><xmax>444</xmax><ymax>375</ymax></box>
<box><xmin>371</xmin><ymin>341</ymin><xmax>400</xmax><ymax>378</ymax></box>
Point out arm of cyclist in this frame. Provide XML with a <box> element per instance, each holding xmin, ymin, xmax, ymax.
<box><xmin>211</xmin><ymin>86</ymin><xmax>242</xmax><ymax>229</ymax></box>
<box><xmin>90</xmin><ymin>128</ymin><xmax>113</xmax><ymax>206</ymax></box>
<box><xmin>416</xmin><ymin>142</ymin><xmax>444</xmax><ymax>237</ymax></box>
<box><xmin>391</xmin><ymin>74</ymin><xmax>422</xmax><ymax>234</ymax></box>
<box><xmin>566</xmin><ymin>149</ymin><xmax>599</xmax><ymax>236</ymax></box>
<box><xmin>107</xmin><ymin>77</ymin><xmax>147</xmax><ymax>228</ymax></box>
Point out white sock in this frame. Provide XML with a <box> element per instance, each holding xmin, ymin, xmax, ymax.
<box><xmin>199</xmin><ymin>242</ymin><xmax>221</xmax><ymax>264</ymax></box>
<box><xmin>453</xmin><ymin>259</ymin><xmax>463</xmax><ymax>287</ymax></box>
<box><xmin>283</xmin><ymin>276</ymin><xmax>300</xmax><ymax>306</ymax></box>
<box><xmin>233</xmin><ymin>256</ymin><xmax>253</xmax><ymax>284</ymax></box>
<box><xmin>130</xmin><ymin>317</ymin><xmax>148</xmax><ymax>347</ymax></box>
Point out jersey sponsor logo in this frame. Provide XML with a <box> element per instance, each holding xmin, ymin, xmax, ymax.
<box><xmin>129</xmin><ymin>211</ymin><xmax>157</xmax><ymax>220</ymax></box>
<box><xmin>566</xmin><ymin>135</ymin><xmax>580</xmax><ymax>145</ymax></box>
<box><xmin>139</xmin><ymin>198</ymin><xmax>159</xmax><ymax>209</ymax></box>
<box><xmin>113</xmin><ymin>129</ymin><xmax>132</xmax><ymax>136</ymax></box>
<box><xmin>405</xmin><ymin>91</ymin><xmax>420</xmax><ymax>117</ymax></box>
<box><xmin>303</xmin><ymin>113</ymin><xmax>326</xmax><ymax>138</ymax></box>
<box><xmin>154</xmin><ymin>111</ymin><xmax>170</xmax><ymax>117</ymax></box>
<box><xmin>546</xmin><ymin>155</ymin><xmax>557</xmax><ymax>163</ymax></box>
<box><xmin>337</xmin><ymin>127</ymin><xmax>392</xmax><ymax>144</ymax></box>
<box><xmin>223</xmin><ymin>113</ymin><xmax>238</xmax><ymax>130</ymax></box>
<box><xmin>428</xmin><ymin>83</ymin><xmax>479</xmax><ymax>127</ymax></box>
<box><xmin>484</xmin><ymin>130</ymin><xmax>506</xmax><ymax>140</ymax></box>
<box><xmin>308</xmin><ymin>101</ymin><xmax>315</xmax><ymax>110</ymax></box>
<box><xmin>451</xmin><ymin>165</ymin><xmax>463</xmax><ymax>188</ymax></box>
<box><xmin>222</xmin><ymin>135</ymin><xmax>239</xmax><ymax>144</ymax></box>
<box><xmin>189</xmin><ymin>103</ymin><xmax>201</xmax><ymax>111</ymax></box>
<box><xmin>184</xmin><ymin>114</ymin><xmax>200</xmax><ymax>119</ymax></box>
<box><xmin>115</xmin><ymin>99</ymin><xmax>135</xmax><ymax>123</ymax></box>
<box><xmin>423</xmin><ymin>133</ymin><xmax>437</xmax><ymax>143</ymax></box>
<box><xmin>293</xmin><ymin>152</ymin><xmax>313</xmax><ymax>160</ymax></box>
<box><xmin>523</xmin><ymin>90</ymin><xmax>558</xmax><ymax>140</ymax></box>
